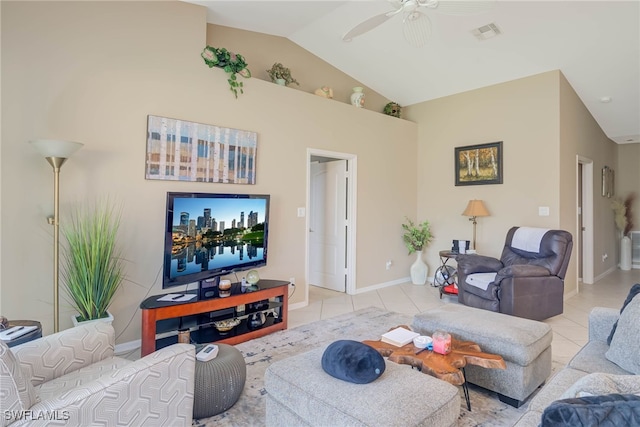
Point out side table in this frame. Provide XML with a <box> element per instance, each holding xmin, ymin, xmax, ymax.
<box><xmin>434</xmin><ymin>251</ymin><xmax>459</xmax><ymax>298</ymax></box>
<box><xmin>4</xmin><ymin>320</ymin><xmax>43</xmax><ymax>348</ymax></box>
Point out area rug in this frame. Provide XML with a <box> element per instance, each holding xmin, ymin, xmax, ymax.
<box><xmin>193</xmin><ymin>306</ymin><xmax>527</xmax><ymax>426</ymax></box>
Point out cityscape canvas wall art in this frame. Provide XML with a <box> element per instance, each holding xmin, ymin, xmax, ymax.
<box><xmin>145</xmin><ymin>115</ymin><xmax>257</xmax><ymax>184</ymax></box>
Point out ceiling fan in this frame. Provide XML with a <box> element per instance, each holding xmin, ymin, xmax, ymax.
<box><xmin>342</xmin><ymin>0</ymin><xmax>494</xmax><ymax>48</ymax></box>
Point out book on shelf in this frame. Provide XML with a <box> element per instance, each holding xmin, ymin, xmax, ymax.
<box><xmin>381</xmin><ymin>327</ymin><xmax>419</xmax><ymax>347</ymax></box>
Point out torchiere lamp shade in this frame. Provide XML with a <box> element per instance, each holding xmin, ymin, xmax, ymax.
<box><xmin>30</xmin><ymin>139</ymin><xmax>83</xmax><ymax>159</ymax></box>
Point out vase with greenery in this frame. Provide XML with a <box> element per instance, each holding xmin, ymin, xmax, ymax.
<box><xmin>266</xmin><ymin>62</ymin><xmax>299</xmax><ymax>86</ymax></box>
<box><xmin>201</xmin><ymin>46</ymin><xmax>252</xmax><ymax>98</ymax></box>
<box><xmin>62</xmin><ymin>201</ymin><xmax>125</xmax><ymax>324</ymax></box>
<box><xmin>612</xmin><ymin>193</ymin><xmax>636</xmax><ymax>270</ymax></box>
<box><xmin>402</xmin><ymin>217</ymin><xmax>433</xmax><ymax>285</ymax></box>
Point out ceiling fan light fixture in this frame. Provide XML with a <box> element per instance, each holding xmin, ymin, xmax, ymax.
<box><xmin>471</xmin><ymin>22</ymin><xmax>502</xmax><ymax>41</ymax></box>
<box><xmin>403</xmin><ymin>11</ymin><xmax>432</xmax><ymax>47</ymax></box>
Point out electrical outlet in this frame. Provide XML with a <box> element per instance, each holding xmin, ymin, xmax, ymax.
<box><xmin>289</xmin><ymin>277</ymin><xmax>295</xmax><ymax>287</ymax></box>
<box><xmin>386</xmin><ymin>260</ymin><xmax>393</xmax><ymax>270</ymax></box>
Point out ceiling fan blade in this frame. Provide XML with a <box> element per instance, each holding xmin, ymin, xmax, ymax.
<box><xmin>343</xmin><ymin>13</ymin><xmax>392</xmax><ymax>41</ymax></box>
<box><xmin>342</xmin><ymin>9</ymin><xmax>400</xmax><ymax>41</ymax></box>
<box><xmin>430</xmin><ymin>1</ymin><xmax>496</xmax><ymax>16</ymax></box>
<box><xmin>403</xmin><ymin>11</ymin><xmax>432</xmax><ymax>47</ymax></box>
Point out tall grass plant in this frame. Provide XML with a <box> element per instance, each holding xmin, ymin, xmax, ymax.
<box><xmin>62</xmin><ymin>201</ymin><xmax>124</xmax><ymax>323</ymax></box>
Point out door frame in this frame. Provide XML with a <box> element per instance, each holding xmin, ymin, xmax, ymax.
<box><xmin>306</xmin><ymin>148</ymin><xmax>357</xmax><ymax>296</ymax></box>
<box><xmin>577</xmin><ymin>155</ymin><xmax>594</xmax><ymax>285</ymax></box>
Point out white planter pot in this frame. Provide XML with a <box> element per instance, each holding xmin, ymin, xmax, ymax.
<box><xmin>410</xmin><ymin>251</ymin><xmax>428</xmax><ymax>285</ymax></box>
<box><xmin>621</xmin><ymin>235</ymin><xmax>632</xmax><ymax>271</ymax></box>
<box><xmin>71</xmin><ymin>311</ymin><xmax>114</xmax><ymax>327</ymax></box>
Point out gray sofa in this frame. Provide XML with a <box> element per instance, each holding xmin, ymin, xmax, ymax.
<box><xmin>514</xmin><ymin>306</ymin><xmax>640</xmax><ymax>426</ymax></box>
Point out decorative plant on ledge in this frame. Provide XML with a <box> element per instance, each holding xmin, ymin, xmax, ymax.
<box><xmin>201</xmin><ymin>46</ymin><xmax>251</xmax><ymax>98</ymax></box>
<box><xmin>383</xmin><ymin>102</ymin><xmax>402</xmax><ymax>118</ymax></box>
<box><xmin>266</xmin><ymin>62</ymin><xmax>299</xmax><ymax>86</ymax></box>
<box><xmin>402</xmin><ymin>217</ymin><xmax>433</xmax><ymax>254</ymax></box>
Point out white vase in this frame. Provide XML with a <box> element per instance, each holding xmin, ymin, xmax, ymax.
<box><xmin>621</xmin><ymin>235</ymin><xmax>632</xmax><ymax>271</ymax></box>
<box><xmin>410</xmin><ymin>251</ymin><xmax>428</xmax><ymax>285</ymax></box>
<box><xmin>72</xmin><ymin>311</ymin><xmax>114</xmax><ymax>327</ymax></box>
<box><xmin>275</xmin><ymin>78</ymin><xmax>286</xmax><ymax>86</ymax></box>
<box><xmin>350</xmin><ymin>86</ymin><xmax>365</xmax><ymax>108</ymax></box>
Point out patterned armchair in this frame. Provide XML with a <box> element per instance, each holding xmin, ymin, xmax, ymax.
<box><xmin>1</xmin><ymin>321</ymin><xmax>195</xmax><ymax>426</ymax></box>
<box><xmin>456</xmin><ymin>226</ymin><xmax>573</xmax><ymax>321</ymax></box>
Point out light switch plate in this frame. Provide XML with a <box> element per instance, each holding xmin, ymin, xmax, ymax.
<box><xmin>297</xmin><ymin>207</ymin><xmax>306</xmax><ymax>217</ymax></box>
<box><xmin>538</xmin><ymin>206</ymin><xmax>550</xmax><ymax>216</ymax></box>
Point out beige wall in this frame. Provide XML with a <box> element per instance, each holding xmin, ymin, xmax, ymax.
<box><xmin>406</xmin><ymin>71</ymin><xmax>562</xmax><ymax>281</ymax></box>
<box><xmin>407</xmin><ymin>70</ymin><xmax>623</xmax><ymax>296</ymax></box>
<box><xmin>207</xmin><ymin>25</ymin><xmax>391</xmax><ymax>115</ymax></box>
<box><xmin>1</xmin><ymin>1</ymin><xmax>418</xmax><ymax>341</ymax></box>
<box><xmin>616</xmin><ymin>143</ymin><xmax>640</xmax><ymax>236</ymax></box>
<box><xmin>559</xmin><ymin>73</ymin><xmax>619</xmax><ymax>281</ymax></box>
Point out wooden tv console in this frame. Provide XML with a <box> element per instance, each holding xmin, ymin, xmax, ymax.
<box><xmin>140</xmin><ymin>279</ymin><xmax>289</xmax><ymax>356</ymax></box>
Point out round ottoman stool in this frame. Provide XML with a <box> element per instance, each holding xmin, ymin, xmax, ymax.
<box><xmin>193</xmin><ymin>343</ymin><xmax>246</xmax><ymax>419</ymax></box>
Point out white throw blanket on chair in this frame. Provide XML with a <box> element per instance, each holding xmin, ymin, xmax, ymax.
<box><xmin>511</xmin><ymin>227</ymin><xmax>550</xmax><ymax>253</ymax></box>
<box><xmin>465</xmin><ymin>272</ymin><xmax>498</xmax><ymax>291</ymax></box>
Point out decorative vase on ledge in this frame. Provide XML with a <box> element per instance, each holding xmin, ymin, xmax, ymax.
<box><xmin>410</xmin><ymin>251</ymin><xmax>428</xmax><ymax>285</ymax></box>
<box><xmin>350</xmin><ymin>87</ymin><xmax>365</xmax><ymax>108</ymax></box>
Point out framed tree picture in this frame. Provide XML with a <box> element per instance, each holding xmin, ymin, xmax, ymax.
<box><xmin>455</xmin><ymin>141</ymin><xmax>503</xmax><ymax>186</ymax></box>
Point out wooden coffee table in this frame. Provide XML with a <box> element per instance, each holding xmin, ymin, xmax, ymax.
<box><xmin>363</xmin><ymin>326</ymin><xmax>506</xmax><ymax>410</ymax></box>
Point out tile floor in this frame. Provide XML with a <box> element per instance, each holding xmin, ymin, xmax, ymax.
<box><xmin>289</xmin><ymin>269</ymin><xmax>640</xmax><ymax>367</ymax></box>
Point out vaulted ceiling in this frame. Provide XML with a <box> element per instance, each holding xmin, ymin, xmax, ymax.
<box><xmin>186</xmin><ymin>1</ymin><xmax>640</xmax><ymax>144</ymax></box>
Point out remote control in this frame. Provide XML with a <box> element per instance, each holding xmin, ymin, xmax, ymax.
<box><xmin>196</xmin><ymin>344</ymin><xmax>219</xmax><ymax>362</ymax></box>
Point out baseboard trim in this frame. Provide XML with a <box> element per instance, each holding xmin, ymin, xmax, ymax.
<box><xmin>288</xmin><ymin>300</ymin><xmax>308</xmax><ymax>310</ymax></box>
<box><xmin>563</xmin><ymin>289</ymin><xmax>578</xmax><ymax>300</ymax></box>
<box><xmin>353</xmin><ymin>277</ymin><xmax>411</xmax><ymax>294</ymax></box>
<box><xmin>594</xmin><ymin>266</ymin><xmax>617</xmax><ymax>283</ymax></box>
<box><xmin>115</xmin><ymin>339</ymin><xmax>141</xmax><ymax>356</ymax></box>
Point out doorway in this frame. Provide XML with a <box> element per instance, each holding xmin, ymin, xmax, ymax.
<box><xmin>306</xmin><ymin>149</ymin><xmax>357</xmax><ymax>295</ymax></box>
<box><xmin>578</xmin><ymin>156</ymin><xmax>594</xmax><ymax>285</ymax></box>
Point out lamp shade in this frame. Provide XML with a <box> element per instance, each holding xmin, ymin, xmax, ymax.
<box><xmin>30</xmin><ymin>139</ymin><xmax>83</xmax><ymax>158</ymax></box>
<box><xmin>462</xmin><ymin>199</ymin><xmax>490</xmax><ymax>217</ymax></box>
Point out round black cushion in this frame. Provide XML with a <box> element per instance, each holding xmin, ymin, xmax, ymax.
<box><xmin>321</xmin><ymin>340</ymin><xmax>385</xmax><ymax>384</ymax></box>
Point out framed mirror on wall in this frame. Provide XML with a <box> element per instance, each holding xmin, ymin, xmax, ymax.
<box><xmin>601</xmin><ymin>166</ymin><xmax>614</xmax><ymax>198</ymax></box>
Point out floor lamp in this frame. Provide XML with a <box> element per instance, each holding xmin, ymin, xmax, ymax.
<box><xmin>30</xmin><ymin>140</ymin><xmax>83</xmax><ymax>332</ymax></box>
<box><xmin>462</xmin><ymin>199</ymin><xmax>490</xmax><ymax>251</ymax></box>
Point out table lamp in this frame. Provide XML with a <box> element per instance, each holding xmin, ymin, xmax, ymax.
<box><xmin>462</xmin><ymin>199</ymin><xmax>490</xmax><ymax>250</ymax></box>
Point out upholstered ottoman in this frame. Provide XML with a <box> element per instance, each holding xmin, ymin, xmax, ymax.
<box><xmin>264</xmin><ymin>346</ymin><xmax>461</xmax><ymax>427</ymax></box>
<box><xmin>412</xmin><ymin>304</ymin><xmax>552</xmax><ymax>407</ymax></box>
<box><xmin>193</xmin><ymin>343</ymin><xmax>246</xmax><ymax>419</ymax></box>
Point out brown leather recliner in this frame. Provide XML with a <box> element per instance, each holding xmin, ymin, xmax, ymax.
<box><xmin>456</xmin><ymin>226</ymin><xmax>573</xmax><ymax>321</ymax></box>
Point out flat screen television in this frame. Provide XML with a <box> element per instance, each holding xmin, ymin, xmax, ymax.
<box><xmin>163</xmin><ymin>192</ymin><xmax>270</xmax><ymax>292</ymax></box>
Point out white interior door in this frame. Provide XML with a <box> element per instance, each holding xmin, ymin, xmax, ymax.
<box><xmin>309</xmin><ymin>160</ymin><xmax>347</xmax><ymax>292</ymax></box>
<box><xmin>578</xmin><ymin>156</ymin><xmax>594</xmax><ymax>285</ymax></box>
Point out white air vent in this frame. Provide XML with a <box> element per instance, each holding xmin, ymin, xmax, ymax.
<box><xmin>472</xmin><ymin>23</ymin><xmax>502</xmax><ymax>41</ymax></box>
